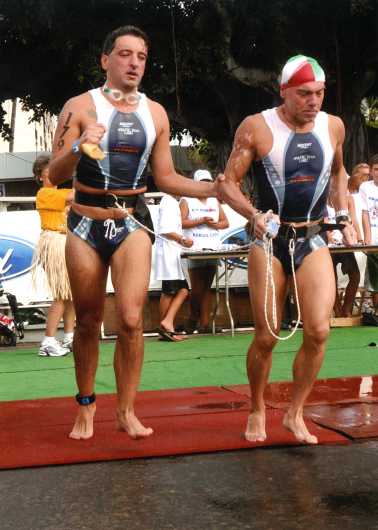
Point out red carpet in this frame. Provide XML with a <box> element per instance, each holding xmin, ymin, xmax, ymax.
<box><xmin>225</xmin><ymin>375</ymin><xmax>378</xmax><ymax>408</ymax></box>
<box><xmin>0</xmin><ymin>385</ymin><xmax>348</xmax><ymax>469</ymax></box>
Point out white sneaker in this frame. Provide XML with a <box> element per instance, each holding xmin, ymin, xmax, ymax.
<box><xmin>38</xmin><ymin>339</ymin><xmax>70</xmax><ymax>357</ymax></box>
<box><xmin>61</xmin><ymin>337</ymin><xmax>73</xmax><ymax>351</ymax></box>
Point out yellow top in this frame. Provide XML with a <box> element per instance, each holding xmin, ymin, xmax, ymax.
<box><xmin>36</xmin><ymin>188</ymin><xmax>71</xmax><ymax>233</ymax></box>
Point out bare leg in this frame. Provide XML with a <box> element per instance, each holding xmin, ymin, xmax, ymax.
<box><xmin>188</xmin><ymin>267</ymin><xmax>202</xmax><ymax>324</ymax></box>
<box><xmin>65</xmin><ymin>231</ymin><xmax>108</xmax><ymax>440</ymax></box>
<box><xmin>111</xmin><ymin>230</ymin><xmax>153</xmax><ymax>439</ymax></box>
<box><xmin>332</xmin><ymin>265</ymin><xmax>343</xmax><ymax>317</ymax></box>
<box><xmin>45</xmin><ymin>300</ymin><xmax>65</xmax><ymax>337</ymax></box>
<box><xmin>199</xmin><ymin>266</ymin><xmax>216</xmax><ymax>329</ymax></box>
<box><xmin>245</xmin><ymin>245</ymin><xmax>287</xmax><ymax>442</ymax></box>
<box><xmin>63</xmin><ymin>300</ymin><xmax>75</xmax><ymax>333</ymax></box>
<box><xmin>342</xmin><ymin>270</ymin><xmax>360</xmax><ymax>316</ymax></box>
<box><xmin>159</xmin><ymin>293</ymin><xmax>173</xmax><ymax>323</ymax></box>
<box><xmin>283</xmin><ymin>247</ymin><xmax>336</xmax><ymax>444</ymax></box>
<box><xmin>188</xmin><ymin>266</ymin><xmax>215</xmax><ymax>329</ymax></box>
<box><xmin>160</xmin><ymin>288</ymin><xmax>189</xmax><ymax>338</ymax></box>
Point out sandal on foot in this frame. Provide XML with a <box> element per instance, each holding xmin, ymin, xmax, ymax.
<box><xmin>158</xmin><ymin>328</ymin><xmax>182</xmax><ymax>342</ymax></box>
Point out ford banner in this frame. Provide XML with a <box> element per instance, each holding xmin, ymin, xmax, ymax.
<box><xmin>0</xmin><ymin>204</ymin><xmax>248</xmax><ymax>304</ymax></box>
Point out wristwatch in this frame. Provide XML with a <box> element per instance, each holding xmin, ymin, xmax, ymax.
<box><xmin>72</xmin><ymin>140</ymin><xmax>81</xmax><ymax>155</ymax></box>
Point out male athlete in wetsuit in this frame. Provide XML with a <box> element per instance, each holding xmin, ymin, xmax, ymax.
<box><xmin>219</xmin><ymin>55</ymin><xmax>355</xmax><ymax>444</ymax></box>
<box><xmin>49</xmin><ymin>26</ymin><xmax>220</xmax><ymax>440</ymax></box>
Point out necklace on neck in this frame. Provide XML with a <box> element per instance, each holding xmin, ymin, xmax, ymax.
<box><xmin>102</xmin><ymin>83</ymin><xmax>141</xmax><ymax>104</ymax></box>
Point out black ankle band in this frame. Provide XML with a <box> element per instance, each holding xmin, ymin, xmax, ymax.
<box><xmin>75</xmin><ymin>393</ymin><xmax>96</xmax><ymax>406</ymax></box>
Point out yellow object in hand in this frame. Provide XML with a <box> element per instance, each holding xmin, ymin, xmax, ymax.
<box><xmin>81</xmin><ymin>143</ymin><xmax>105</xmax><ymax>161</ymax></box>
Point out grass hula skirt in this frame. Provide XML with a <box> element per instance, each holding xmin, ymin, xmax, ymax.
<box><xmin>32</xmin><ymin>230</ymin><xmax>72</xmax><ymax>301</ymax></box>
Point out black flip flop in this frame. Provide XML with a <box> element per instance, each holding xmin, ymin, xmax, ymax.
<box><xmin>158</xmin><ymin>328</ymin><xmax>181</xmax><ymax>342</ymax></box>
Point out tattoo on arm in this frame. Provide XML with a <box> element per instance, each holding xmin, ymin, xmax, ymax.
<box><xmin>57</xmin><ymin>112</ymin><xmax>73</xmax><ymax>149</ymax></box>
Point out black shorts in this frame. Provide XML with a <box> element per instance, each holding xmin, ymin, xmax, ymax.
<box><xmin>162</xmin><ymin>279</ymin><xmax>189</xmax><ymax>295</ymax></box>
<box><xmin>332</xmin><ymin>253</ymin><xmax>359</xmax><ymax>275</ymax></box>
<box><xmin>67</xmin><ymin>196</ymin><xmax>154</xmax><ymax>262</ymax></box>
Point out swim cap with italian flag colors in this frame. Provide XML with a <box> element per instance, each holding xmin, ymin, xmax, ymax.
<box><xmin>280</xmin><ymin>55</ymin><xmax>325</xmax><ymax>89</ymax></box>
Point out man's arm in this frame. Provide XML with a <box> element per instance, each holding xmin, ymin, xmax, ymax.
<box><xmin>150</xmin><ymin>104</ymin><xmax>217</xmax><ymax>198</ymax></box>
<box><xmin>218</xmin><ymin>117</ymin><xmax>257</xmax><ymax>220</ymax></box>
<box><xmin>329</xmin><ymin>116</ymin><xmax>355</xmax><ymax>245</ymax></box>
<box><xmin>49</xmin><ymin>95</ymin><xmax>106</xmax><ymax>186</ymax></box>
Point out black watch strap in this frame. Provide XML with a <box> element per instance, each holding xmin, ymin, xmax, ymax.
<box><xmin>75</xmin><ymin>393</ymin><xmax>96</xmax><ymax>406</ymax></box>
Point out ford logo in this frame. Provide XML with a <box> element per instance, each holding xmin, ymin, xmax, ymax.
<box><xmin>221</xmin><ymin>228</ymin><xmax>249</xmax><ymax>269</ymax></box>
<box><xmin>0</xmin><ymin>236</ymin><xmax>35</xmax><ymax>281</ymax></box>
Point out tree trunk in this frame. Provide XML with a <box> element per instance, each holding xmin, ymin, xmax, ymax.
<box><xmin>342</xmin><ymin>106</ymin><xmax>369</xmax><ymax>172</ymax></box>
<box><xmin>9</xmin><ymin>98</ymin><xmax>17</xmax><ymax>153</ymax></box>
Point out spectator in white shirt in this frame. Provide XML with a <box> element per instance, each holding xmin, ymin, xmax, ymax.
<box><xmin>155</xmin><ymin>193</ymin><xmax>193</xmax><ymax>341</ymax></box>
<box><xmin>360</xmin><ymin>154</ymin><xmax>378</xmax><ymax>324</ymax></box>
<box><xmin>348</xmin><ymin>162</ymin><xmax>370</xmax><ymax>242</ymax></box>
<box><xmin>180</xmin><ymin>170</ymin><xmax>229</xmax><ymax>334</ymax></box>
<box><xmin>325</xmin><ymin>198</ymin><xmax>360</xmax><ymax>317</ymax></box>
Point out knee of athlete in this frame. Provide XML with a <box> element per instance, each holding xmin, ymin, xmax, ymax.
<box><xmin>304</xmin><ymin>323</ymin><xmax>330</xmax><ymax>347</ymax></box>
<box><xmin>76</xmin><ymin>310</ymin><xmax>103</xmax><ymax>335</ymax></box>
<box><xmin>253</xmin><ymin>331</ymin><xmax>277</xmax><ymax>355</ymax></box>
<box><xmin>118</xmin><ymin>311</ymin><xmax>143</xmax><ymax>333</ymax></box>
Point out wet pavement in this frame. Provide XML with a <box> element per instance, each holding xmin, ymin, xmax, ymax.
<box><xmin>1</xmin><ymin>441</ymin><xmax>378</xmax><ymax>530</ymax></box>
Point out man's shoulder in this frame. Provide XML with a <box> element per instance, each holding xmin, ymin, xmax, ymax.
<box><xmin>236</xmin><ymin>112</ymin><xmax>267</xmax><ymax>138</ymax></box>
<box><xmin>62</xmin><ymin>91</ymin><xmax>92</xmax><ymax>112</ymax></box>
<box><xmin>241</xmin><ymin>112</ymin><xmax>266</xmax><ymax>127</ymax></box>
<box><xmin>326</xmin><ymin>113</ymin><xmax>345</xmax><ymax>142</ymax></box>
<box><xmin>145</xmin><ymin>96</ymin><xmax>166</xmax><ymax>116</ymax></box>
<box><xmin>326</xmin><ymin>113</ymin><xmax>344</xmax><ymax>129</ymax></box>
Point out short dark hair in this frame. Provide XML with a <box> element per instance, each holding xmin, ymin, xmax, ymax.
<box><xmin>102</xmin><ymin>25</ymin><xmax>150</xmax><ymax>55</ymax></box>
<box><xmin>33</xmin><ymin>154</ymin><xmax>51</xmax><ymax>184</ymax></box>
<box><xmin>368</xmin><ymin>154</ymin><xmax>378</xmax><ymax>168</ymax></box>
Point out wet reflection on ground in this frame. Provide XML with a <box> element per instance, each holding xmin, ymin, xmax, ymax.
<box><xmin>1</xmin><ymin>442</ymin><xmax>378</xmax><ymax>530</ymax></box>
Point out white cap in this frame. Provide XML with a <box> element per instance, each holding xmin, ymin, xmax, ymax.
<box><xmin>193</xmin><ymin>169</ymin><xmax>213</xmax><ymax>182</ymax></box>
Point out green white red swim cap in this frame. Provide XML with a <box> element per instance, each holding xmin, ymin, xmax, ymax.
<box><xmin>280</xmin><ymin>55</ymin><xmax>325</xmax><ymax>89</ymax></box>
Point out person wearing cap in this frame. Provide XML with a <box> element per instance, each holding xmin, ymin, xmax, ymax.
<box><xmin>218</xmin><ymin>55</ymin><xmax>355</xmax><ymax>445</ymax></box>
<box><xmin>180</xmin><ymin>169</ymin><xmax>229</xmax><ymax>334</ymax></box>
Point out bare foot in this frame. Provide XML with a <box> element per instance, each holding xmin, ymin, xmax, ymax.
<box><xmin>117</xmin><ymin>410</ymin><xmax>154</xmax><ymax>439</ymax></box>
<box><xmin>283</xmin><ymin>410</ymin><xmax>318</xmax><ymax>444</ymax></box>
<box><xmin>69</xmin><ymin>403</ymin><xmax>96</xmax><ymax>440</ymax></box>
<box><xmin>245</xmin><ymin>411</ymin><xmax>266</xmax><ymax>442</ymax></box>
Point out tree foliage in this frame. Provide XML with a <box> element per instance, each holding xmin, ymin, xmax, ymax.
<box><xmin>0</xmin><ymin>0</ymin><xmax>377</xmax><ymax>169</ymax></box>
